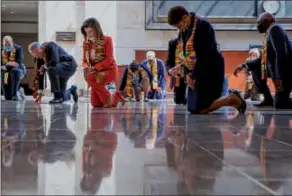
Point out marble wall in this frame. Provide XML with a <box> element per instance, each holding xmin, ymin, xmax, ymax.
<box><xmin>37</xmin><ymin>1</ymin><xmax>292</xmax><ymax>93</ymax></box>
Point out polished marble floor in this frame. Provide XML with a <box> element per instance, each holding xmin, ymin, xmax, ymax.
<box><xmin>1</xmin><ymin>97</ymin><xmax>292</xmax><ymax>195</ymax></box>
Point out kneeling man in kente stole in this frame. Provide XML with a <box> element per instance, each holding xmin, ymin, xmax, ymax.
<box><xmin>119</xmin><ymin>61</ymin><xmax>153</xmax><ymax>102</ymax></box>
<box><xmin>142</xmin><ymin>51</ymin><xmax>166</xmax><ymax>100</ymax></box>
<box><xmin>167</xmin><ymin>6</ymin><xmax>246</xmax><ymax>114</ymax></box>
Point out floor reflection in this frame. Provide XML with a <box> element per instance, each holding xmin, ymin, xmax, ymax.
<box><xmin>1</xmin><ymin>99</ymin><xmax>292</xmax><ymax>195</ymax></box>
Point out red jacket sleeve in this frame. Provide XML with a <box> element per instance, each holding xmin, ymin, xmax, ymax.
<box><xmin>82</xmin><ymin>40</ymin><xmax>89</xmax><ymax>68</ymax></box>
<box><xmin>94</xmin><ymin>36</ymin><xmax>116</xmax><ymax>71</ymax></box>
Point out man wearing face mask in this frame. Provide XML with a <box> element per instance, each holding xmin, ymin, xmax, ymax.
<box><xmin>1</xmin><ymin>35</ymin><xmax>26</xmax><ymax>101</ymax></box>
<box><xmin>142</xmin><ymin>51</ymin><xmax>166</xmax><ymax>100</ymax></box>
<box><xmin>119</xmin><ymin>60</ymin><xmax>153</xmax><ymax>102</ymax></box>
<box><xmin>234</xmin><ymin>12</ymin><xmax>292</xmax><ymax>109</ymax></box>
<box><xmin>28</xmin><ymin>42</ymin><xmax>78</xmax><ymax>104</ymax></box>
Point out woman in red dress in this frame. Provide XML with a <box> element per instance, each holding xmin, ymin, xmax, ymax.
<box><xmin>81</xmin><ymin>17</ymin><xmax>124</xmax><ymax>108</ymax></box>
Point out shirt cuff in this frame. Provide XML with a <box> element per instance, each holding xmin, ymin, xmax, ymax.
<box><xmin>37</xmin><ymin>90</ymin><xmax>43</xmax><ymax>94</ymax></box>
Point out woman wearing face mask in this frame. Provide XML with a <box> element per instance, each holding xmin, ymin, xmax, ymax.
<box><xmin>1</xmin><ymin>35</ymin><xmax>26</xmax><ymax>101</ymax></box>
<box><xmin>81</xmin><ymin>18</ymin><xmax>125</xmax><ymax>108</ymax></box>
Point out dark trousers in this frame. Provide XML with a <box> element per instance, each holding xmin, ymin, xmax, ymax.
<box><xmin>250</xmin><ymin>66</ymin><xmax>273</xmax><ymax>102</ymax></box>
<box><xmin>47</xmin><ymin>60</ymin><xmax>77</xmax><ymax>101</ymax></box>
<box><xmin>1</xmin><ymin>67</ymin><xmax>24</xmax><ymax>100</ymax></box>
<box><xmin>274</xmin><ymin>77</ymin><xmax>292</xmax><ymax>108</ymax></box>
<box><xmin>251</xmin><ymin>65</ymin><xmax>292</xmax><ymax>107</ymax></box>
<box><xmin>173</xmin><ymin>78</ymin><xmax>187</xmax><ymax>104</ymax></box>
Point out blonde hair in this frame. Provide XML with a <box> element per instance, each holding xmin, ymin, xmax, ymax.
<box><xmin>2</xmin><ymin>35</ymin><xmax>14</xmax><ymax>46</ymax></box>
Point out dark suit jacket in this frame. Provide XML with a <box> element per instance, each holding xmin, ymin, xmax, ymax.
<box><xmin>171</xmin><ymin>13</ymin><xmax>225</xmax><ymax>89</ymax></box>
<box><xmin>1</xmin><ymin>44</ymin><xmax>26</xmax><ymax>75</ymax></box>
<box><xmin>44</xmin><ymin>42</ymin><xmax>76</xmax><ymax>70</ymax></box>
<box><xmin>165</xmin><ymin>38</ymin><xmax>178</xmax><ymax>89</ymax></box>
<box><xmin>34</xmin><ymin>58</ymin><xmax>45</xmax><ymax>90</ymax></box>
<box><xmin>246</xmin><ymin>24</ymin><xmax>292</xmax><ymax>80</ymax></box>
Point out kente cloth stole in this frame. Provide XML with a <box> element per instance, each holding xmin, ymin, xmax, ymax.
<box><xmin>1</xmin><ymin>49</ymin><xmax>16</xmax><ymax>65</ymax></box>
<box><xmin>125</xmin><ymin>70</ymin><xmax>136</xmax><ymax>98</ymax></box>
<box><xmin>174</xmin><ymin>15</ymin><xmax>199</xmax><ymax>87</ymax></box>
<box><xmin>147</xmin><ymin>59</ymin><xmax>158</xmax><ymax>89</ymax></box>
<box><xmin>85</xmin><ymin>37</ymin><xmax>105</xmax><ymax>66</ymax></box>
<box><xmin>32</xmin><ymin>58</ymin><xmax>39</xmax><ymax>97</ymax></box>
<box><xmin>261</xmin><ymin>33</ymin><xmax>268</xmax><ymax>80</ymax></box>
<box><xmin>84</xmin><ymin>37</ymin><xmax>105</xmax><ymax>84</ymax></box>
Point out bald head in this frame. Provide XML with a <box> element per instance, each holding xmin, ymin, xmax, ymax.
<box><xmin>256</xmin><ymin>12</ymin><xmax>276</xmax><ymax>33</ymax></box>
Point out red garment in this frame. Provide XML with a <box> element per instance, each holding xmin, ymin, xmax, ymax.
<box><xmin>82</xmin><ymin>36</ymin><xmax>123</xmax><ymax>107</ymax></box>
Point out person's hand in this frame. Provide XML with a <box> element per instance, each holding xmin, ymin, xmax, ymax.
<box><xmin>233</xmin><ymin>64</ymin><xmax>245</xmax><ymax>77</ymax></box>
<box><xmin>186</xmin><ymin>74</ymin><xmax>195</xmax><ymax>90</ymax></box>
<box><xmin>39</xmin><ymin>65</ymin><xmax>45</xmax><ymax>75</ymax></box>
<box><xmin>174</xmin><ymin>64</ymin><xmax>182</xmax><ymax>75</ymax></box>
<box><xmin>34</xmin><ymin>94</ymin><xmax>42</xmax><ymax>104</ymax></box>
<box><xmin>168</xmin><ymin>68</ymin><xmax>176</xmax><ymax>76</ymax></box>
<box><xmin>1</xmin><ymin>66</ymin><xmax>7</xmax><ymax>71</ymax></box>
<box><xmin>274</xmin><ymin>79</ymin><xmax>283</xmax><ymax>92</ymax></box>
<box><xmin>7</xmin><ymin>62</ymin><xmax>19</xmax><ymax>67</ymax></box>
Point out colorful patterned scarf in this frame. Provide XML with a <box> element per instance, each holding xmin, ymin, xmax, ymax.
<box><xmin>174</xmin><ymin>14</ymin><xmax>199</xmax><ymax>87</ymax></box>
<box><xmin>147</xmin><ymin>59</ymin><xmax>158</xmax><ymax>89</ymax></box>
<box><xmin>1</xmin><ymin>48</ymin><xmax>16</xmax><ymax>65</ymax></box>
<box><xmin>125</xmin><ymin>67</ymin><xmax>148</xmax><ymax>98</ymax></box>
<box><xmin>84</xmin><ymin>37</ymin><xmax>105</xmax><ymax>67</ymax></box>
<box><xmin>261</xmin><ymin>33</ymin><xmax>268</xmax><ymax>80</ymax></box>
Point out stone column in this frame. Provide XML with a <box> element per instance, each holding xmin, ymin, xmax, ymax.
<box><xmin>38</xmin><ymin>1</ymin><xmax>87</xmax><ymax>95</ymax></box>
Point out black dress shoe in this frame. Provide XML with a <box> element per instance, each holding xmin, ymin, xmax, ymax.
<box><xmin>70</xmin><ymin>85</ymin><xmax>78</xmax><ymax>103</ymax></box>
<box><xmin>229</xmin><ymin>89</ymin><xmax>247</xmax><ymax>114</ymax></box>
<box><xmin>49</xmin><ymin>98</ymin><xmax>64</xmax><ymax>104</ymax></box>
<box><xmin>254</xmin><ymin>100</ymin><xmax>273</xmax><ymax>107</ymax></box>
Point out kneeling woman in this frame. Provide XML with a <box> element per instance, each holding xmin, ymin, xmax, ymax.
<box><xmin>81</xmin><ymin>18</ymin><xmax>125</xmax><ymax>108</ymax></box>
<box><xmin>168</xmin><ymin>6</ymin><xmax>246</xmax><ymax>114</ymax></box>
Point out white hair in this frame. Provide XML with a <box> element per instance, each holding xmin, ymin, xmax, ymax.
<box><xmin>146</xmin><ymin>51</ymin><xmax>155</xmax><ymax>58</ymax></box>
<box><xmin>28</xmin><ymin>42</ymin><xmax>41</xmax><ymax>55</ymax></box>
<box><xmin>249</xmin><ymin>48</ymin><xmax>260</xmax><ymax>57</ymax></box>
<box><xmin>2</xmin><ymin>35</ymin><xmax>14</xmax><ymax>46</ymax></box>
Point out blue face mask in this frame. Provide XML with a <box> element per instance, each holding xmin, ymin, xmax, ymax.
<box><xmin>4</xmin><ymin>46</ymin><xmax>12</xmax><ymax>52</ymax></box>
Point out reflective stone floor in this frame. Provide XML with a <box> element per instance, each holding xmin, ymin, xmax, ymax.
<box><xmin>2</xmin><ymin>97</ymin><xmax>292</xmax><ymax>195</ymax></box>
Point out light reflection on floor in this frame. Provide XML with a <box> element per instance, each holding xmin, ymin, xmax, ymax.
<box><xmin>1</xmin><ymin>97</ymin><xmax>292</xmax><ymax>195</ymax></box>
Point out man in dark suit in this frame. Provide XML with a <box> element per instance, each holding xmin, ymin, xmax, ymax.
<box><xmin>166</xmin><ymin>38</ymin><xmax>187</xmax><ymax>105</ymax></box>
<box><xmin>28</xmin><ymin>42</ymin><xmax>78</xmax><ymax>104</ymax></box>
<box><xmin>234</xmin><ymin>12</ymin><xmax>292</xmax><ymax>109</ymax></box>
<box><xmin>1</xmin><ymin>35</ymin><xmax>26</xmax><ymax>100</ymax></box>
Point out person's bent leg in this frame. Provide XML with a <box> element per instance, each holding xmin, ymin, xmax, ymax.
<box><xmin>200</xmin><ymin>90</ymin><xmax>246</xmax><ymax>114</ymax></box>
<box><xmin>274</xmin><ymin>78</ymin><xmax>292</xmax><ymax>109</ymax></box>
<box><xmin>1</xmin><ymin>71</ymin><xmax>12</xmax><ymax>100</ymax></box>
<box><xmin>90</xmin><ymin>88</ymin><xmax>103</xmax><ymax>107</ymax></box>
<box><xmin>46</xmin><ymin>66</ymin><xmax>62</xmax><ymax>103</ymax></box>
<box><xmin>11</xmin><ymin>68</ymin><xmax>24</xmax><ymax>100</ymax></box>
<box><xmin>251</xmin><ymin>68</ymin><xmax>273</xmax><ymax>106</ymax></box>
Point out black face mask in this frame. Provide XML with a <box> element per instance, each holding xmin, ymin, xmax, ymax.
<box><xmin>257</xmin><ymin>21</ymin><xmax>265</xmax><ymax>33</ymax></box>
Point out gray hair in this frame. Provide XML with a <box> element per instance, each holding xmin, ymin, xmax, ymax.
<box><xmin>28</xmin><ymin>42</ymin><xmax>41</xmax><ymax>55</ymax></box>
<box><xmin>2</xmin><ymin>35</ymin><xmax>14</xmax><ymax>46</ymax></box>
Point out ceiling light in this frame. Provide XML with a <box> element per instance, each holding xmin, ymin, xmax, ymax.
<box><xmin>2</xmin><ymin>5</ymin><xmax>6</xmax><ymax>8</ymax></box>
<box><xmin>10</xmin><ymin>11</ymin><xmax>15</xmax><ymax>14</ymax></box>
